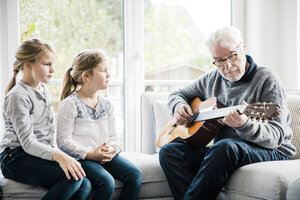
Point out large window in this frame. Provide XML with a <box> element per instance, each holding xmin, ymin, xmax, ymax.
<box><xmin>144</xmin><ymin>0</ymin><xmax>231</xmax><ymax>91</ymax></box>
<box><xmin>20</xmin><ymin>0</ymin><xmax>125</xmax><ymax>147</ymax></box>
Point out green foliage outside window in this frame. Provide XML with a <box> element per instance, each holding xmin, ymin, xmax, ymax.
<box><xmin>144</xmin><ymin>0</ymin><xmax>215</xmax><ymax>72</ymax></box>
<box><xmin>20</xmin><ymin>0</ymin><xmax>123</xmax><ymax>80</ymax></box>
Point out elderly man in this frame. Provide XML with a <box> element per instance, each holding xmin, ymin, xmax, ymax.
<box><xmin>159</xmin><ymin>26</ymin><xmax>296</xmax><ymax>200</ymax></box>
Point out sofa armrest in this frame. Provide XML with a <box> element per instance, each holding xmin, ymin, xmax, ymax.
<box><xmin>140</xmin><ymin>92</ymin><xmax>170</xmax><ymax>154</ymax></box>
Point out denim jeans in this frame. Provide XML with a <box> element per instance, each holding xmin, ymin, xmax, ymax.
<box><xmin>80</xmin><ymin>154</ymin><xmax>142</xmax><ymax>200</ymax></box>
<box><xmin>0</xmin><ymin>147</ymin><xmax>91</xmax><ymax>200</ymax></box>
<box><xmin>159</xmin><ymin>138</ymin><xmax>289</xmax><ymax>200</ymax></box>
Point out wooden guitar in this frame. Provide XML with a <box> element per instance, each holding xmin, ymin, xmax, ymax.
<box><xmin>156</xmin><ymin>97</ymin><xmax>280</xmax><ymax>148</ymax></box>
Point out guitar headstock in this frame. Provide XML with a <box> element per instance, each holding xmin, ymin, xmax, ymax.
<box><xmin>242</xmin><ymin>102</ymin><xmax>280</xmax><ymax>120</ymax></box>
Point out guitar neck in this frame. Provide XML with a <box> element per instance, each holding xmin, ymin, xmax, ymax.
<box><xmin>194</xmin><ymin>105</ymin><xmax>246</xmax><ymax>122</ymax></box>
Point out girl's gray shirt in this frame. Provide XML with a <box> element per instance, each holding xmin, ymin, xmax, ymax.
<box><xmin>0</xmin><ymin>82</ymin><xmax>56</xmax><ymax>160</ymax></box>
<box><xmin>168</xmin><ymin>55</ymin><xmax>296</xmax><ymax>157</ymax></box>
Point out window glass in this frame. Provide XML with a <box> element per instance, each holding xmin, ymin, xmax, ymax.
<box><xmin>20</xmin><ymin>0</ymin><xmax>125</xmax><ymax>148</ymax></box>
<box><xmin>144</xmin><ymin>0</ymin><xmax>231</xmax><ymax>91</ymax></box>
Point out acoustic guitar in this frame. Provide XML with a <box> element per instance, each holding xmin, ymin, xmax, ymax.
<box><xmin>156</xmin><ymin>97</ymin><xmax>280</xmax><ymax>148</ymax></box>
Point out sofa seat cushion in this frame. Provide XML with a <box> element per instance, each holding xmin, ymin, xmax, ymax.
<box><xmin>1</xmin><ymin>152</ymin><xmax>172</xmax><ymax>200</ymax></box>
<box><xmin>218</xmin><ymin>159</ymin><xmax>300</xmax><ymax>200</ymax></box>
<box><xmin>286</xmin><ymin>177</ymin><xmax>300</xmax><ymax>200</ymax></box>
<box><xmin>112</xmin><ymin>152</ymin><xmax>172</xmax><ymax>199</ymax></box>
<box><xmin>2</xmin><ymin>178</ymin><xmax>47</xmax><ymax>199</ymax></box>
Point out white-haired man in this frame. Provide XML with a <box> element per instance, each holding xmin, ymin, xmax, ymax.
<box><xmin>159</xmin><ymin>26</ymin><xmax>296</xmax><ymax>200</ymax></box>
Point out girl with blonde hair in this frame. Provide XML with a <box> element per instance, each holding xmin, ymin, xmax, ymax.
<box><xmin>57</xmin><ymin>49</ymin><xmax>143</xmax><ymax>200</ymax></box>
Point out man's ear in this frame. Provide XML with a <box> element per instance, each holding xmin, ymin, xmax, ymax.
<box><xmin>242</xmin><ymin>42</ymin><xmax>247</xmax><ymax>53</ymax></box>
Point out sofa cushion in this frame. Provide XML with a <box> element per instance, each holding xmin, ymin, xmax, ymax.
<box><xmin>2</xmin><ymin>179</ymin><xmax>47</xmax><ymax>199</ymax></box>
<box><xmin>141</xmin><ymin>92</ymin><xmax>170</xmax><ymax>154</ymax></box>
<box><xmin>113</xmin><ymin>152</ymin><xmax>172</xmax><ymax>199</ymax></box>
<box><xmin>152</xmin><ymin>100</ymin><xmax>171</xmax><ymax>152</ymax></box>
<box><xmin>287</xmin><ymin>94</ymin><xmax>300</xmax><ymax>159</ymax></box>
<box><xmin>219</xmin><ymin>159</ymin><xmax>300</xmax><ymax>200</ymax></box>
<box><xmin>1</xmin><ymin>152</ymin><xmax>172</xmax><ymax>200</ymax></box>
<box><xmin>286</xmin><ymin>177</ymin><xmax>300</xmax><ymax>200</ymax></box>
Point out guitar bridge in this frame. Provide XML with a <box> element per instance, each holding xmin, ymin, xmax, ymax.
<box><xmin>186</xmin><ymin>111</ymin><xmax>199</xmax><ymax>128</ymax></box>
<box><xmin>168</xmin><ymin>123</ymin><xmax>177</xmax><ymax>135</ymax></box>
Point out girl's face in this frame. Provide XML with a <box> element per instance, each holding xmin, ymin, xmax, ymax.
<box><xmin>88</xmin><ymin>61</ymin><xmax>110</xmax><ymax>91</ymax></box>
<box><xmin>32</xmin><ymin>51</ymin><xmax>56</xmax><ymax>84</ymax></box>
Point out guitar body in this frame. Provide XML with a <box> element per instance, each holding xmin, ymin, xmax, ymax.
<box><xmin>156</xmin><ymin>97</ymin><xmax>224</xmax><ymax>148</ymax></box>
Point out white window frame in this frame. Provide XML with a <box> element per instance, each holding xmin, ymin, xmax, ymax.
<box><xmin>0</xmin><ymin>0</ymin><xmax>20</xmax><ymax>134</ymax></box>
<box><xmin>123</xmin><ymin>0</ymin><xmax>145</xmax><ymax>152</ymax></box>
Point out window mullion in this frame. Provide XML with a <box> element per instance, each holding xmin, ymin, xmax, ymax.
<box><xmin>0</xmin><ymin>0</ymin><xmax>20</xmax><ymax>137</ymax></box>
<box><xmin>124</xmin><ymin>0</ymin><xmax>144</xmax><ymax>152</ymax></box>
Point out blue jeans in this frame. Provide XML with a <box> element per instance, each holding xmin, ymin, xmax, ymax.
<box><xmin>159</xmin><ymin>138</ymin><xmax>289</xmax><ymax>200</ymax></box>
<box><xmin>80</xmin><ymin>154</ymin><xmax>142</xmax><ymax>200</ymax></box>
<box><xmin>0</xmin><ymin>147</ymin><xmax>91</xmax><ymax>200</ymax></box>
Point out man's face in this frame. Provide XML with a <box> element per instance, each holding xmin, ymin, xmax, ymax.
<box><xmin>211</xmin><ymin>42</ymin><xmax>247</xmax><ymax>82</ymax></box>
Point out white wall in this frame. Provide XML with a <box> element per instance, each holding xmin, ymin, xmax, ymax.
<box><xmin>235</xmin><ymin>0</ymin><xmax>299</xmax><ymax>90</ymax></box>
<box><xmin>278</xmin><ymin>0</ymin><xmax>298</xmax><ymax>90</ymax></box>
<box><xmin>0</xmin><ymin>0</ymin><xmax>20</xmax><ymax>136</ymax></box>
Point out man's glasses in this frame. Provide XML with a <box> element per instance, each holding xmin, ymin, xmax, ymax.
<box><xmin>212</xmin><ymin>43</ymin><xmax>242</xmax><ymax>67</ymax></box>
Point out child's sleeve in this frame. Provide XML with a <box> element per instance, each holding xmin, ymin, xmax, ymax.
<box><xmin>4</xmin><ymin>93</ymin><xmax>56</xmax><ymax>160</ymax></box>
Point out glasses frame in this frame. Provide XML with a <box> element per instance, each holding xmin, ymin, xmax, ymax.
<box><xmin>212</xmin><ymin>42</ymin><xmax>243</xmax><ymax>68</ymax></box>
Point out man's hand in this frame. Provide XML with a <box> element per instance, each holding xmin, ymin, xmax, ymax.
<box><xmin>223</xmin><ymin>101</ymin><xmax>248</xmax><ymax>128</ymax></box>
<box><xmin>174</xmin><ymin>104</ymin><xmax>194</xmax><ymax>125</ymax></box>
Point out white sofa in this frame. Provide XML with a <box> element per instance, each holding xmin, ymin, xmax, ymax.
<box><xmin>1</xmin><ymin>91</ymin><xmax>300</xmax><ymax>200</ymax></box>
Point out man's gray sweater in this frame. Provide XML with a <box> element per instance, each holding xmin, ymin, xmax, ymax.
<box><xmin>168</xmin><ymin>55</ymin><xmax>296</xmax><ymax>157</ymax></box>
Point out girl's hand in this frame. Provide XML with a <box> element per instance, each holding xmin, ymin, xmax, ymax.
<box><xmin>100</xmin><ymin>145</ymin><xmax>117</xmax><ymax>164</ymax></box>
<box><xmin>86</xmin><ymin>142</ymin><xmax>116</xmax><ymax>164</ymax></box>
<box><xmin>52</xmin><ymin>151</ymin><xmax>86</xmax><ymax>181</ymax></box>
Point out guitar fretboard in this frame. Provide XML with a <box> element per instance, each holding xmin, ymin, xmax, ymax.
<box><xmin>195</xmin><ymin>105</ymin><xmax>246</xmax><ymax>122</ymax></box>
